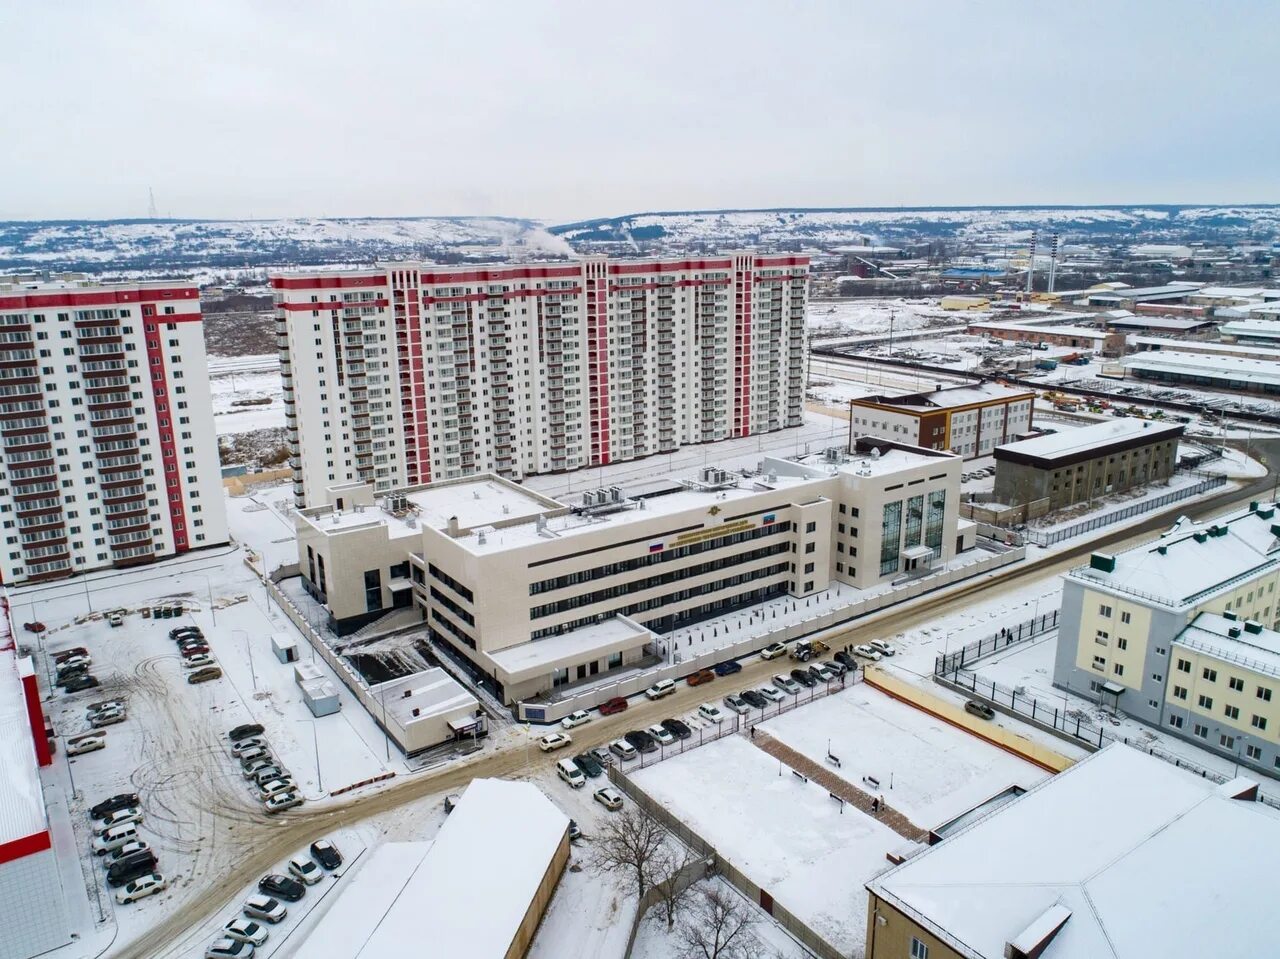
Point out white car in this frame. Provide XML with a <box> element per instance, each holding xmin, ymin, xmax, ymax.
<box><xmin>594</xmin><ymin>786</ymin><xmax>624</xmax><ymax>811</ymax></box>
<box><xmin>647</xmin><ymin>724</ymin><xmax>676</xmax><ymax>746</ymax></box>
<box><xmin>90</xmin><ymin>709</ymin><xmax>127</xmax><ymax>729</ymax></box>
<box><xmin>242</xmin><ymin>894</ymin><xmax>287</xmax><ymax>924</ymax></box>
<box><xmin>760</xmin><ymin>642</ymin><xmax>788</xmax><ymax>661</ymax></box>
<box><xmin>644</xmin><ymin>679</ymin><xmax>676</xmax><ymax>700</ymax></box>
<box><xmin>109</xmin><ymin>840</ymin><xmax>151</xmax><ymax>864</ymax></box>
<box><xmin>223</xmin><ymin>918</ymin><xmax>269</xmax><ymax>946</ymax></box>
<box><xmin>697</xmin><ymin>703</ymin><xmax>725</xmax><ymax>723</ymax></box>
<box><xmin>94</xmin><ymin>808</ymin><xmax>142</xmax><ymax>834</ymax></box>
<box><xmin>183</xmin><ymin>654</ymin><xmax>216</xmax><ymax>670</ymax></box>
<box><xmin>231</xmin><ymin>737</ymin><xmax>267</xmax><ymax>758</ymax></box>
<box><xmin>288</xmin><ymin>856</ymin><xmax>323</xmax><ymax>885</ymax></box>
<box><xmin>108</xmin><ymin>612</ymin><xmax>124</xmax><ymax>627</ymax></box>
<box><xmin>264</xmin><ymin>792</ymin><xmax>304</xmax><ymax>814</ymax></box>
<box><xmin>205</xmin><ymin>938</ymin><xmax>254</xmax><ymax>959</ymax></box>
<box><xmin>67</xmin><ymin>733</ymin><xmax>106</xmax><ymax>756</ymax></box>
<box><xmin>115</xmin><ymin>872</ymin><xmax>166</xmax><ymax>904</ymax></box>
<box><xmin>242</xmin><ymin>758</ymin><xmax>276</xmax><ymax>780</ymax></box>
<box><xmin>808</xmin><ymin>663</ymin><xmax>837</xmax><ymax>682</ymax></box>
<box><xmin>537</xmin><ymin>732</ymin><xmax>572</xmax><ymax>753</ymax></box>
<box><xmin>854</xmin><ymin>644</ymin><xmax>882</xmax><ymax>661</ymax></box>
<box><xmin>560</xmin><ymin>710</ymin><xmax>591</xmax><ymax>729</ymax></box>
<box><xmin>258</xmin><ymin>778</ymin><xmax>296</xmax><ymax>800</ymax></box>
<box><xmin>869</xmin><ymin>640</ymin><xmax>896</xmax><ymax>657</ymax></box>
<box><xmin>758</xmin><ymin>685</ymin><xmax>786</xmax><ymax>704</ymax></box>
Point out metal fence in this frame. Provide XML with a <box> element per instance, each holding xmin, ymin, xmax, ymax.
<box><xmin>1023</xmin><ymin>474</ymin><xmax>1227</xmax><ymax>547</ymax></box>
<box><xmin>935</xmin><ymin>611</ymin><xmax>1059</xmax><ymax>675</ymax></box>
<box><xmin>937</xmin><ymin>666</ymin><xmax>1280</xmax><ymax>809</ymax></box>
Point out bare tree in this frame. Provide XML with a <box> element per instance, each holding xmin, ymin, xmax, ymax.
<box><xmin>676</xmin><ymin>885</ymin><xmax>760</xmax><ymax>959</ymax></box>
<box><xmin>590</xmin><ymin>807</ymin><xmax>668</xmax><ymax>899</ymax></box>
<box><xmin>650</xmin><ymin>842</ymin><xmax>702</xmax><ymax>930</ymax></box>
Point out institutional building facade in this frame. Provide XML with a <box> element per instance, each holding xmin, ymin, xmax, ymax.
<box><xmin>0</xmin><ymin>277</ymin><xmax>228</xmax><ymax>584</ymax></box>
<box><xmin>272</xmin><ymin>254</ymin><xmax>809</xmax><ymax>507</ymax></box>
<box><xmin>848</xmin><ymin>383</ymin><xmax>1035</xmax><ymax>460</ymax></box>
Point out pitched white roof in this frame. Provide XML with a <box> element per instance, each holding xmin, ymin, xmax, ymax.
<box><xmin>869</xmin><ymin>744</ymin><xmax>1280</xmax><ymax>959</ymax></box>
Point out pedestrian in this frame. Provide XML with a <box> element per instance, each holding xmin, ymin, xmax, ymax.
<box><xmin>871</xmin><ymin>797</ymin><xmax>879</xmax><ymax>813</ymax></box>
<box><xmin>880</xmin><ymin>794</ymin><xmax>886</xmax><ymax>812</ymax></box>
<box><xmin>750</xmin><ymin>725</ymin><xmax>755</xmax><ymax>739</ymax></box>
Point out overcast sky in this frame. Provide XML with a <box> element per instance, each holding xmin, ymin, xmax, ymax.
<box><xmin>3</xmin><ymin>0</ymin><xmax>1277</xmax><ymax>222</ymax></box>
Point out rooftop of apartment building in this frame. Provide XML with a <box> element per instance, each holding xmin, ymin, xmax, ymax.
<box><xmin>851</xmin><ymin>381</ymin><xmax>1034</xmax><ymax>413</ymax></box>
<box><xmin>301</xmin><ymin>440</ymin><xmax>956</xmax><ymax>556</ymax></box>
<box><xmin>867</xmin><ymin>744</ymin><xmax>1279</xmax><ymax>959</ymax></box>
<box><xmin>993</xmin><ymin>418</ymin><xmax>1182</xmax><ymax>467</ymax></box>
<box><xmin>1066</xmin><ymin>501</ymin><xmax>1280</xmax><ymax>607</ymax></box>
<box><xmin>1174</xmin><ymin>610</ymin><xmax>1280</xmax><ymax>679</ymax></box>
<box><xmin>0</xmin><ymin>273</ymin><xmax>193</xmax><ymax>294</ymax></box>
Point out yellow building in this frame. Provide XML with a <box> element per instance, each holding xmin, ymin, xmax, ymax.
<box><xmin>940</xmin><ymin>295</ymin><xmax>989</xmax><ymax>311</ymax></box>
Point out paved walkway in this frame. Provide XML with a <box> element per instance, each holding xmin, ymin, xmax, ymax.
<box><xmin>750</xmin><ymin>729</ymin><xmax>928</xmax><ymax>842</ymax></box>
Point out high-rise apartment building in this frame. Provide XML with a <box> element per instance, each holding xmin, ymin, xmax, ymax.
<box><xmin>0</xmin><ymin>277</ymin><xmax>228</xmax><ymax>585</ymax></box>
<box><xmin>272</xmin><ymin>254</ymin><xmax>809</xmax><ymax>507</ymax></box>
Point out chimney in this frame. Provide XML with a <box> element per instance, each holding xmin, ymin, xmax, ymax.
<box><xmin>447</xmin><ymin>515</ymin><xmax>460</xmax><ymax>537</ymax></box>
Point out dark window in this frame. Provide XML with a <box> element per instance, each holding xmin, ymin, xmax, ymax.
<box><xmin>364</xmin><ymin>569</ymin><xmax>382</xmax><ymax>613</ymax></box>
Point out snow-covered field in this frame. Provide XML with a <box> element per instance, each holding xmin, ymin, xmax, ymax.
<box><xmin>632</xmin><ymin>735</ymin><xmax>901</xmax><ymax>957</ymax></box>
<box><xmin>209</xmin><ymin>353</ymin><xmax>286</xmax><ymax>436</ymax></box>
<box><xmin>761</xmin><ymin>684</ymin><xmax>1049</xmax><ymax>830</ymax></box>
<box><xmin>807</xmin><ymin>298</ymin><xmax>970</xmax><ymax>340</ymax></box>
<box><xmin>629</xmin><ymin>876</ymin><xmax>809</xmax><ymax>959</ymax></box>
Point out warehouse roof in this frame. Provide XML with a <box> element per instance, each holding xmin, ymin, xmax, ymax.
<box><xmin>969</xmin><ymin>321</ymin><xmax>1110</xmax><ymax>339</ymax></box>
<box><xmin>1133</xmin><ymin>336</ymin><xmax>1280</xmax><ymax>359</ymax></box>
<box><xmin>1107</xmin><ymin>315</ymin><xmax>1212</xmax><ymax>331</ymax></box>
<box><xmin>1123</xmin><ymin>350</ymin><xmax>1280</xmax><ymax>388</ymax></box>
<box><xmin>867</xmin><ymin>744</ymin><xmax>1280</xmax><ymax>959</ymax></box>
<box><xmin>1220</xmin><ymin>320</ymin><xmax>1280</xmax><ymax>341</ymax></box>
<box><xmin>994</xmin><ymin>419</ymin><xmax>1182</xmax><ymax>468</ymax></box>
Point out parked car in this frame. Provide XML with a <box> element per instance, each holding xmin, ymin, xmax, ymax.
<box><xmin>722</xmin><ymin>694</ymin><xmax>751</xmax><ymax>716</ymax></box>
<box><xmin>660</xmin><ymin>718</ymin><xmax>692</xmax><ymax>740</ymax></box>
<box><xmin>824</xmin><ymin>659</ymin><xmax>848</xmax><ymax>678</ymax></box>
<box><xmin>242</xmin><ymin>895</ymin><xmax>287</xmax><ymax>924</ymax></box>
<box><xmin>108</xmin><ymin>611</ymin><xmax>124</xmax><ymax>627</ymax></box>
<box><xmin>177</xmin><ymin>636</ymin><xmax>207</xmax><ymax>649</ymax></box>
<box><xmin>608</xmin><ymin>738</ymin><xmax>637</xmax><ymax>761</ymax></box>
<box><xmin>67</xmin><ymin>732</ymin><xmax>107</xmax><ymax>756</ymax></box>
<box><xmin>229</xmin><ymin>723</ymin><xmax>265</xmax><ymax>742</ymax></box>
<box><xmin>258</xmin><ymin>778</ymin><xmax>296</xmax><ymax>800</ymax></box>
<box><xmin>89</xmin><ymin>704</ymin><xmax>126</xmax><ymax>723</ymax></box>
<box><xmin>697</xmin><ymin>703</ymin><xmax>725</xmax><ymax>723</ymax></box>
<box><xmin>231</xmin><ymin>737</ymin><xmax>267</xmax><ymax>758</ymax></box>
<box><xmin>686</xmin><ymin>668</ymin><xmax>715</xmax><ymax>687</ymax></box>
<box><xmin>573</xmin><ymin>752</ymin><xmax>604</xmax><ymax>778</ymax></box>
<box><xmin>740</xmin><ymin>689</ymin><xmax>768</xmax><ymax>709</ymax></box>
<box><xmin>869</xmin><ymin>640</ymin><xmax>896</xmax><ymax>657</ymax></box>
<box><xmin>760</xmin><ymin>642</ymin><xmax>788</xmax><ymax>661</ymax></box>
<box><xmin>89</xmin><ymin>708</ymin><xmax>127</xmax><ymax>728</ymax></box>
<box><xmin>834</xmin><ymin>650</ymin><xmax>857</xmax><ymax>669</ymax></box>
<box><xmin>108</xmin><ymin>840</ymin><xmax>151</xmax><ymax>864</ymax></box>
<box><xmin>64</xmin><ymin>674</ymin><xmax>102</xmax><ymax>694</ymax></box>
<box><xmin>624</xmin><ymin>729</ymin><xmax>657</xmax><ymax>753</ymax></box>
<box><xmin>772</xmin><ymin>675</ymin><xmax>801</xmax><ymax>695</ymax></box>
<box><xmin>92</xmin><ymin>824</ymin><xmax>141</xmax><ymax>856</ymax></box>
<box><xmin>23</xmin><ymin>621</ymin><xmax>46</xmax><ymax>633</ymax></box>
<box><xmin>589</xmin><ymin>746</ymin><xmax>615</xmax><ymax>767</ymax></box>
<box><xmin>222</xmin><ymin>918</ymin><xmax>269</xmax><ymax>946</ymax></box>
<box><xmin>647</xmin><ymin>724</ymin><xmax>676</xmax><ymax>747</ymax></box>
<box><xmin>91</xmin><ymin>793</ymin><xmax>140</xmax><ymax>820</ymax></box>
<box><xmin>644</xmin><ymin>679</ymin><xmax>676</xmax><ymax>700</ymax></box>
<box><xmin>94</xmin><ymin>808</ymin><xmax>142</xmax><ymax>834</ymax></box>
<box><xmin>180</xmin><ymin>645</ymin><xmax>212</xmax><ymax>660</ymax></box>
<box><xmin>758</xmin><ymin>685</ymin><xmax>786</xmax><ymax>703</ymax></box>
<box><xmin>594</xmin><ymin>787</ymin><xmax>625</xmax><ymax>811</ymax></box>
<box><xmin>56</xmin><ymin>668</ymin><xmax>92</xmax><ymax>688</ymax></box>
<box><xmin>107</xmin><ymin>852</ymin><xmax>160</xmax><ymax>887</ymax></box>
<box><xmin>205</xmin><ymin>936</ymin><xmax>255</xmax><ymax>959</ymax></box>
<box><xmin>264</xmin><ymin>792</ymin><xmax>304</xmax><ymax>814</ymax></box>
<box><xmin>712</xmin><ymin>660</ymin><xmax>742</xmax><ymax>676</ymax></box>
<box><xmin>561</xmin><ymin>710</ymin><xmax>592</xmax><ymax>729</ymax></box>
<box><xmin>853</xmin><ymin>644</ymin><xmax>882</xmax><ymax>661</ymax></box>
<box><xmin>288</xmin><ymin>856</ymin><xmax>323</xmax><ymax>885</ymax></box>
<box><xmin>188</xmin><ymin>666</ymin><xmax>222</xmax><ymax>685</ymax></box>
<box><xmin>258</xmin><ymin>874</ymin><xmax>305</xmax><ymax>902</ymax></box>
<box><xmin>808</xmin><ymin>663</ymin><xmax>836</xmax><ymax>683</ymax></box>
<box><xmin>170</xmin><ymin>626</ymin><xmax>203</xmax><ymax>640</ymax></box>
<box><xmin>237</xmin><ymin>746</ymin><xmax>271</xmax><ymax>766</ymax></box>
<box><xmin>183</xmin><ymin>654</ymin><xmax>217</xmax><ymax>670</ymax></box>
<box><xmin>115</xmin><ymin>873</ymin><xmax>166</xmax><ymax>904</ymax></box>
<box><xmin>253</xmin><ymin>766</ymin><xmax>289</xmax><ymax>787</ymax></box>
<box><xmin>789</xmin><ymin>668</ymin><xmax>816</xmax><ymax>688</ymax></box>
<box><xmin>965</xmin><ymin>700</ymin><xmax>996</xmax><ymax>720</ymax></box>
<box><xmin>537</xmin><ymin>732</ymin><xmax>573</xmax><ymax>753</ymax></box>
<box><xmin>598</xmin><ymin>696</ymin><xmax>628</xmax><ymax>716</ymax></box>
<box><xmin>310</xmin><ymin>840</ymin><xmax>342</xmax><ymax>871</ymax></box>
<box><xmin>55</xmin><ymin>654</ymin><xmax>91</xmax><ymax>671</ymax></box>
<box><xmin>53</xmin><ymin>647</ymin><xmax>89</xmax><ymax>663</ymax></box>
<box><xmin>88</xmin><ymin>698</ymin><xmax>126</xmax><ymax>715</ymax></box>
<box><xmin>568</xmin><ymin>819</ymin><xmax>581</xmax><ymax>841</ymax></box>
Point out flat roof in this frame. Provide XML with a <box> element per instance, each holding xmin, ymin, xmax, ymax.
<box><xmin>1124</xmin><ymin>350</ymin><xmax>1280</xmax><ymax>387</ymax></box>
<box><xmin>370</xmin><ymin>668</ymin><xmax>478</xmax><ymax>726</ymax></box>
<box><xmin>0</xmin><ymin>651</ymin><xmax>46</xmax><ymax>848</ymax></box>
<box><xmin>969</xmin><ymin>321</ymin><xmax>1109</xmax><ymax>339</ymax></box>
<box><xmin>488</xmin><ymin>615</ymin><xmax>652</xmax><ymax>680</ymax></box>
<box><xmin>1088</xmin><ymin>282</ymin><xmax>1203</xmax><ymax>298</ymax></box>
<box><xmin>1174</xmin><ymin>611</ymin><xmax>1280</xmax><ymax>679</ymax></box>
<box><xmin>868</xmin><ymin>744</ymin><xmax>1280</xmax><ymax>959</ymax></box>
<box><xmin>852</xmin><ymin>382</ymin><xmax>1032</xmax><ymax>413</ymax></box>
<box><xmin>1110</xmin><ymin>316</ymin><xmax>1211</xmax><ymax>330</ymax></box>
<box><xmin>994</xmin><ymin>419</ymin><xmax>1182</xmax><ymax>466</ymax></box>
<box><xmin>1066</xmin><ymin>503</ymin><xmax>1280</xmax><ymax>607</ymax></box>
<box><xmin>1220</xmin><ymin>319</ymin><xmax>1280</xmax><ymax>339</ymax></box>
<box><xmin>1134</xmin><ymin>336</ymin><xmax>1280</xmax><ymax>358</ymax></box>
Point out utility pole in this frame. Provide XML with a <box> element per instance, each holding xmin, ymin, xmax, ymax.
<box><xmin>1025</xmin><ymin>231</ymin><xmax>1038</xmax><ymax>297</ymax></box>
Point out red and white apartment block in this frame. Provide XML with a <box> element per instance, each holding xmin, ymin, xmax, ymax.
<box><xmin>0</xmin><ymin>276</ymin><xmax>228</xmax><ymax>586</ymax></box>
<box><xmin>272</xmin><ymin>254</ymin><xmax>810</xmax><ymax>507</ymax></box>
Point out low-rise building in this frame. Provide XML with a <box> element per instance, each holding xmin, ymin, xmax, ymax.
<box><xmin>1054</xmin><ymin>502</ymin><xmax>1280</xmax><ymax>753</ymax></box>
<box><xmin>369</xmin><ymin>668</ymin><xmax>483</xmax><ymax>754</ymax></box>
<box><xmin>295</xmin><ymin>439</ymin><xmax>962</xmax><ymax>703</ymax></box>
<box><xmin>1131</xmin><ymin>335</ymin><xmax>1280</xmax><ymax>363</ymax></box>
<box><xmin>1100</xmin><ymin>310</ymin><xmax>1214</xmax><ymax>335</ymax></box>
<box><xmin>1122</xmin><ymin>350</ymin><xmax>1280</xmax><ymax>395</ymax></box>
<box><xmin>865</xmin><ymin>744</ymin><xmax>1277</xmax><ymax>959</ymax></box>
<box><xmin>849</xmin><ymin>383</ymin><xmax>1035</xmax><ymax>459</ymax></box>
<box><xmin>1079</xmin><ymin>282</ymin><xmax>1202</xmax><ymax>309</ymax></box>
<box><xmin>992</xmin><ymin>419</ymin><xmax>1182</xmax><ymax>510</ymax></box>
<box><xmin>965</xmin><ymin>320</ymin><xmax>1126</xmax><ymax>354</ymax></box>
<box><xmin>1218</xmin><ymin>318</ymin><xmax>1280</xmax><ymax>345</ymax></box>
<box><xmin>939</xmin><ymin>295</ymin><xmax>989</xmax><ymax>311</ymax></box>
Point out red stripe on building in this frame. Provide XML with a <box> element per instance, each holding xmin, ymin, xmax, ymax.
<box><xmin>417</xmin><ymin>265</ymin><xmax>582</xmax><ymax>284</ymax></box>
<box><xmin>754</xmin><ymin>256</ymin><xmax>810</xmax><ymax>268</ymax></box>
<box><xmin>0</xmin><ymin>830</ymin><xmax>52</xmax><ymax>866</ymax></box>
<box><xmin>608</xmin><ymin>259</ymin><xmax>734</xmax><ymax>275</ymax></box>
<box><xmin>142</xmin><ymin>314</ymin><xmax>188</xmax><ymax>552</ymax></box>
<box><xmin>270</xmin><ymin>275</ymin><xmax>386</xmax><ymax>290</ymax></box>
<box><xmin>0</xmin><ymin>287</ymin><xmax>197</xmax><ymax>311</ymax></box>
<box><xmin>20</xmin><ymin>670</ymin><xmax>51</xmax><ymax>766</ymax></box>
<box><xmin>734</xmin><ymin>259</ymin><xmax>753</xmax><ymax>438</ymax></box>
<box><xmin>278</xmin><ymin>298</ymin><xmax>390</xmax><ymax>311</ymax></box>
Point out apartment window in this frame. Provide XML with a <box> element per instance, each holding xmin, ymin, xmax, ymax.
<box><xmin>803</xmin><ymin>562</ymin><xmax>814</xmax><ymax>574</ymax></box>
<box><xmin>1198</xmin><ymin>695</ymin><xmax>1213</xmax><ymax>710</ymax></box>
<box><xmin>1229</xmin><ymin>677</ymin><xmax>1244</xmax><ymax>692</ymax></box>
<box><xmin>1120</xmin><ymin>610</ymin><xmax>1131</xmax><ymax>624</ymax></box>
<box><xmin>838</xmin><ymin>504</ymin><xmax>846</xmax><ymax>514</ymax></box>
<box><xmin>1152</xmin><ymin>673</ymin><xmax>1163</xmax><ymax>684</ymax></box>
<box><xmin>1246</xmin><ymin>744</ymin><xmax>1263</xmax><ymax>761</ymax></box>
<box><xmin>1091</xmin><ymin>655</ymin><xmax>1105</xmax><ymax>671</ymax></box>
<box><xmin>1149</xmin><ymin>699</ymin><xmax>1159</xmax><ymax>709</ymax></box>
<box><xmin>911</xmin><ymin>939</ymin><xmax>929</xmax><ymax>959</ymax></box>
<box><xmin>1203</xmin><ymin>667</ymin><xmax>1217</xmax><ymax>682</ymax></box>
<box><xmin>1113</xmin><ymin>664</ymin><xmax>1124</xmax><ymax>677</ymax></box>
<box><xmin>805</xmin><ymin>521</ymin><xmax>816</xmax><ymax>534</ymax></box>
<box><xmin>1259</xmin><ymin>686</ymin><xmax>1274</xmax><ymax>702</ymax></box>
<box><xmin>1225</xmin><ymin>705</ymin><xmax>1240</xmax><ymax>720</ymax></box>
<box><xmin>1168</xmin><ymin>714</ymin><xmax>1184</xmax><ymax>729</ymax></box>
<box><xmin>1193</xmin><ymin>723</ymin><xmax>1208</xmax><ymax>739</ymax></box>
<box><xmin>1221</xmin><ymin>734</ymin><xmax>1235</xmax><ymax>749</ymax></box>
<box><xmin>1094</xmin><ymin>630</ymin><xmax>1109</xmax><ymax>646</ymax></box>
<box><xmin>1099</xmin><ymin>604</ymin><xmax>1112</xmax><ymax>617</ymax></box>
<box><xmin>1252</xmin><ymin>715</ymin><xmax>1268</xmax><ymax>731</ymax></box>
<box><xmin>1117</xmin><ymin>638</ymin><xmax>1128</xmax><ymax>651</ymax></box>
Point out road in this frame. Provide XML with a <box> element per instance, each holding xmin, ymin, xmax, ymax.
<box><xmin>110</xmin><ymin>439</ymin><xmax>1280</xmax><ymax>958</ymax></box>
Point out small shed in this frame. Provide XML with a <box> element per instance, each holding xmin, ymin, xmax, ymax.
<box><xmin>294</xmin><ymin>661</ymin><xmax>324</xmax><ymax>687</ymax></box>
<box><xmin>301</xmin><ymin>678</ymin><xmax>341</xmax><ymax>717</ymax></box>
<box><xmin>271</xmin><ymin>633</ymin><xmax>299</xmax><ymax>664</ymax></box>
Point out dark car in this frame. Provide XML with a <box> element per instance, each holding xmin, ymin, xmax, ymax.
<box><xmin>55</xmin><ymin>666</ymin><xmax>91</xmax><ymax>686</ymax></box>
<box><xmin>712</xmin><ymin>660</ymin><xmax>742</xmax><ymax>677</ymax></box>
<box><xmin>573</xmin><ymin>752</ymin><xmax>604</xmax><ymax>778</ymax></box>
<box><xmin>309</xmin><ymin>839</ymin><xmax>343</xmax><ymax>870</ymax></box>
<box><xmin>53</xmin><ymin>647</ymin><xmax>89</xmax><ymax>663</ymax></box>
<box><xmin>91</xmin><ymin>793</ymin><xmax>141</xmax><ymax>820</ymax></box>
<box><xmin>169</xmin><ymin>626</ymin><xmax>203</xmax><ymax>640</ymax></box>
<box><xmin>106</xmin><ymin>851</ymin><xmax>159</xmax><ymax>887</ymax></box>
<box><xmin>258</xmin><ymin>874</ymin><xmax>305</xmax><ymax>902</ymax></box>
<box><xmin>23</xmin><ymin>621</ymin><xmax>46</xmax><ymax>633</ymax></box>
<box><xmin>686</xmin><ymin>668</ymin><xmax>715</xmax><ymax>687</ymax></box>
<box><xmin>177</xmin><ymin>637</ymin><xmax>207</xmax><ymax>650</ymax></box>
<box><xmin>624</xmin><ymin>730</ymin><xmax>658</xmax><ymax>753</ymax></box>
<box><xmin>62</xmin><ymin>674</ymin><xmax>100</xmax><ymax>693</ymax></box>
<box><xmin>229</xmin><ymin>723</ymin><xmax>265</xmax><ymax>743</ymax></box>
<box><xmin>598</xmin><ymin>696</ymin><xmax>628</xmax><ymax>716</ymax></box>
<box><xmin>180</xmin><ymin>645</ymin><xmax>211</xmax><ymax>659</ymax></box>
<box><xmin>834</xmin><ymin>650</ymin><xmax>856</xmax><ymax>669</ymax></box>
<box><xmin>188</xmin><ymin>666</ymin><xmax>223</xmax><ymax>684</ymax></box>
<box><xmin>964</xmin><ymin>700</ymin><xmax>996</xmax><ymax>720</ymax></box>
<box><xmin>660</xmin><ymin>718</ymin><xmax>692</xmax><ymax>740</ymax></box>
<box><xmin>790</xmin><ymin>668</ymin><xmax>816</xmax><ymax>689</ymax></box>
<box><xmin>739</xmin><ymin>689</ymin><xmax>768</xmax><ymax>709</ymax></box>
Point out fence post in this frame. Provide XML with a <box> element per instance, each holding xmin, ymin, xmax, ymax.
<box><xmin>1098</xmin><ymin>725</ymin><xmax>1105</xmax><ymax>748</ymax></box>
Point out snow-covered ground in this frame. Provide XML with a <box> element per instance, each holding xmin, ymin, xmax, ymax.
<box><xmin>209</xmin><ymin>353</ymin><xmax>286</xmax><ymax>436</ymax></box>
<box><xmin>807</xmin><ymin>298</ymin><xmax>975</xmax><ymax>341</ymax></box>
<box><xmin>761</xmin><ymin>684</ymin><xmax>1049</xmax><ymax>831</ymax></box>
<box><xmin>632</xmin><ymin>735</ymin><xmax>901</xmax><ymax>957</ymax></box>
<box><xmin>629</xmin><ymin>876</ymin><xmax>810</xmax><ymax>959</ymax></box>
